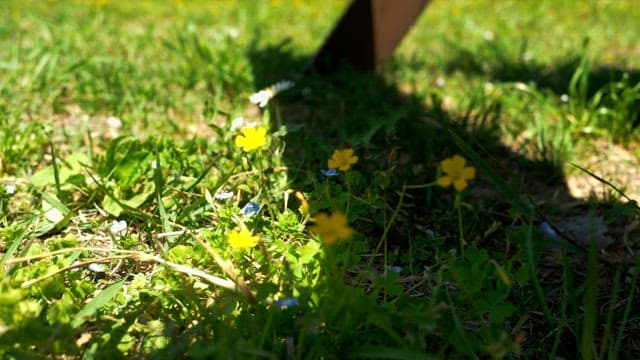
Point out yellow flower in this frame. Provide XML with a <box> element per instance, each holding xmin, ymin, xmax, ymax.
<box><xmin>327</xmin><ymin>149</ymin><xmax>358</xmax><ymax>171</ymax></box>
<box><xmin>228</xmin><ymin>228</ymin><xmax>260</xmax><ymax>249</ymax></box>
<box><xmin>436</xmin><ymin>155</ymin><xmax>476</xmax><ymax>192</ymax></box>
<box><xmin>309</xmin><ymin>212</ymin><xmax>353</xmax><ymax>245</ymax></box>
<box><xmin>235</xmin><ymin>126</ymin><xmax>267</xmax><ymax>152</ymax></box>
<box><xmin>294</xmin><ymin>191</ymin><xmax>309</xmax><ymax>217</ymax></box>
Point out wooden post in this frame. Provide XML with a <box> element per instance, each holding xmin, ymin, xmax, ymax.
<box><xmin>308</xmin><ymin>0</ymin><xmax>430</xmax><ymax>73</ymax></box>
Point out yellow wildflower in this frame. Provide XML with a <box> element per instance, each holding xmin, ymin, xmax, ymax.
<box><xmin>294</xmin><ymin>191</ymin><xmax>309</xmax><ymax>217</ymax></box>
<box><xmin>228</xmin><ymin>228</ymin><xmax>260</xmax><ymax>249</ymax></box>
<box><xmin>235</xmin><ymin>126</ymin><xmax>267</xmax><ymax>152</ymax></box>
<box><xmin>436</xmin><ymin>155</ymin><xmax>476</xmax><ymax>192</ymax></box>
<box><xmin>309</xmin><ymin>212</ymin><xmax>353</xmax><ymax>245</ymax></box>
<box><xmin>327</xmin><ymin>149</ymin><xmax>358</xmax><ymax>171</ymax></box>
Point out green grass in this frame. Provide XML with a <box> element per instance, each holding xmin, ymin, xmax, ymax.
<box><xmin>1</xmin><ymin>0</ymin><xmax>640</xmax><ymax>358</ymax></box>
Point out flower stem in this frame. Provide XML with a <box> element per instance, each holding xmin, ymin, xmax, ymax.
<box><xmin>367</xmin><ymin>183</ymin><xmax>406</xmax><ymax>271</ymax></box>
<box><xmin>345</xmin><ymin>170</ymin><xmax>352</xmax><ymax>217</ymax></box>
<box><xmin>455</xmin><ymin>192</ymin><xmax>465</xmax><ymax>257</ymax></box>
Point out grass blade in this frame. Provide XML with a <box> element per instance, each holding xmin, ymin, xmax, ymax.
<box><xmin>71</xmin><ymin>280</ymin><xmax>125</xmax><ymax>329</ymax></box>
<box><xmin>448</xmin><ymin>129</ymin><xmax>534</xmax><ymax>218</ymax></box>
<box><xmin>580</xmin><ymin>213</ymin><xmax>599</xmax><ymax>360</ymax></box>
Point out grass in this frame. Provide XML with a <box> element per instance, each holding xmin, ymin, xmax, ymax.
<box><xmin>1</xmin><ymin>0</ymin><xmax>640</xmax><ymax>358</ymax></box>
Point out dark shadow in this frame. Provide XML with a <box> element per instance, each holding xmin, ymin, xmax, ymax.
<box><xmin>244</xmin><ymin>27</ymin><xmax>640</xmax><ymax>358</ymax></box>
<box><xmin>439</xmin><ymin>37</ymin><xmax>640</xmax><ymax>104</ymax></box>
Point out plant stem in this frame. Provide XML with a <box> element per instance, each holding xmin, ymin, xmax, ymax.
<box><xmin>455</xmin><ymin>192</ymin><xmax>464</xmax><ymax>257</ymax></box>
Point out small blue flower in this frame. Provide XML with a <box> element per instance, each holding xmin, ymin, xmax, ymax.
<box><xmin>320</xmin><ymin>168</ymin><xmax>338</xmax><ymax>177</ymax></box>
<box><xmin>387</xmin><ymin>266</ymin><xmax>403</xmax><ymax>273</ymax></box>
<box><xmin>540</xmin><ymin>222</ymin><xmax>559</xmax><ymax>239</ymax></box>
<box><xmin>240</xmin><ymin>202</ymin><xmax>260</xmax><ymax>216</ymax></box>
<box><xmin>275</xmin><ymin>297</ymin><xmax>298</xmax><ymax>308</ymax></box>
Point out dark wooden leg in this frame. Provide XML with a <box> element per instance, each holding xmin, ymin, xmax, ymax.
<box><xmin>308</xmin><ymin>0</ymin><xmax>430</xmax><ymax>73</ymax></box>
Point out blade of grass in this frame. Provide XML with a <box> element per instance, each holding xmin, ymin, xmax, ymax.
<box><xmin>447</xmin><ymin>129</ymin><xmax>534</xmax><ymax>218</ymax></box>
<box><xmin>610</xmin><ymin>255</ymin><xmax>640</xmax><ymax>359</ymax></box>
<box><xmin>153</xmin><ymin>153</ymin><xmax>172</xmax><ymax>237</ymax></box>
<box><xmin>580</xmin><ymin>213</ymin><xmax>599</xmax><ymax>360</ymax></box>
<box><xmin>347</xmin><ymin>345</ymin><xmax>435</xmax><ymax>360</ymax></box>
<box><xmin>445</xmin><ymin>288</ymin><xmax>476</xmax><ymax>358</ymax></box>
<box><xmin>50</xmin><ymin>141</ymin><xmax>62</xmax><ymax>196</ymax></box>
<box><xmin>0</xmin><ymin>219</ymin><xmax>33</xmax><ymax>267</ymax></box>
<box><xmin>71</xmin><ymin>280</ymin><xmax>125</xmax><ymax>328</ymax></box>
<box><xmin>525</xmin><ymin>219</ymin><xmax>553</xmax><ymax>325</ymax></box>
<box><xmin>598</xmin><ymin>268</ymin><xmax>621</xmax><ymax>359</ymax></box>
<box><xmin>570</xmin><ymin>162</ymin><xmax>636</xmax><ymax>203</ymax></box>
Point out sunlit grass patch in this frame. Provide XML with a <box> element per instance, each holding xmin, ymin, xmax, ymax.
<box><xmin>1</xmin><ymin>0</ymin><xmax>640</xmax><ymax>358</ymax></box>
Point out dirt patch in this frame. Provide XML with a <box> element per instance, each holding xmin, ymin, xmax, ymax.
<box><xmin>565</xmin><ymin>139</ymin><xmax>640</xmax><ymax>202</ymax></box>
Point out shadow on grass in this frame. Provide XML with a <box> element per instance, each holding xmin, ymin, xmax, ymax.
<box><xmin>241</xmin><ymin>37</ymin><xmax>640</xmax><ymax>356</ymax></box>
<box><xmin>247</xmin><ymin>39</ymin><xmax>581</xmax><ymax>240</ymax></box>
<box><xmin>440</xmin><ymin>37</ymin><xmax>640</xmax><ymax>106</ymax></box>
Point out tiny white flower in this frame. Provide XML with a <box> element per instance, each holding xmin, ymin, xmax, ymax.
<box><xmin>88</xmin><ymin>263</ymin><xmax>106</xmax><ymax>273</ymax></box>
<box><xmin>110</xmin><ymin>220</ymin><xmax>127</xmax><ymax>235</ymax></box>
<box><xmin>435</xmin><ymin>77</ymin><xmax>446</xmax><ymax>87</ymax></box>
<box><xmin>106</xmin><ymin>116</ymin><xmax>122</xmax><ymax>129</ymax></box>
<box><xmin>250</xmin><ymin>89</ymin><xmax>274</xmax><ymax>108</ymax></box>
<box><xmin>249</xmin><ymin>80</ymin><xmax>295</xmax><ymax>108</ymax></box>
<box><xmin>214</xmin><ymin>191</ymin><xmax>234</xmax><ymax>200</ymax></box>
<box><xmin>151</xmin><ymin>160</ymin><xmax>158</xmax><ymax>169</ymax></box>
<box><xmin>230</xmin><ymin>116</ymin><xmax>245</xmax><ymax>131</ymax></box>
<box><xmin>5</xmin><ymin>184</ymin><xmax>16</xmax><ymax>195</ymax></box>
<box><xmin>523</xmin><ymin>51</ymin><xmax>534</xmax><ymax>62</ymax></box>
<box><xmin>484</xmin><ymin>82</ymin><xmax>495</xmax><ymax>94</ymax></box>
<box><xmin>225</xmin><ymin>27</ymin><xmax>240</xmax><ymax>38</ymax></box>
<box><xmin>560</xmin><ymin>94</ymin><xmax>569</xmax><ymax>103</ymax></box>
<box><xmin>71</xmin><ymin>260</ymin><xmax>81</xmax><ymax>272</ymax></box>
<box><xmin>483</xmin><ymin>30</ymin><xmax>495</xmax><ymax>41</ymax></box>
<box><xmin>514</xmin><ymin>82</ymin><xmax>529</xmax><ymax>91</ymax></box>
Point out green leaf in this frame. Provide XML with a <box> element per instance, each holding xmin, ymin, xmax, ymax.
<box><xmin>30</xmin><ymin>152</ymin><xmax>90</xmax><ymax>188</ymax></box>
<box><xmin>298</xmin><ymin>241</ymin><xmax>320</xmax><ymax>264</ymax></box>
<box><xmin>489</xmin><ymin>302</ymin><xmax>516</xmax><ymax>323</ymax></box>
<box><xmin>102</xmin><ymin>183</ymin><xmax>155</xmax><ymax>216</ymax></box>
<box><xmin>71</xmin><ymin>280</ymin><xmax>125</xmax><ymax>328</ymax></box>
<box><xmin>348</xmin><ymin>345</ymin><xmax>435</xmax><ymax>359</ymax></box>
<box><xmin>41</xmin><ymin>192</ymin><xmax>71</xmax><ymax>227</ymax></box>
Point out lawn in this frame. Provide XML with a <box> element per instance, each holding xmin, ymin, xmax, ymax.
<box><xmin>1</xmin><ymin>0</ymin><xmax>640</xmax><ymax>358</ymax></box>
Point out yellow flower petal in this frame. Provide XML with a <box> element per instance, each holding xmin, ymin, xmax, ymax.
<box><xmin>436</xmin><ymin>176</ymin><xmax>453</xmax><ymax>188</ymax></box>
<box><xmin>235</xmin><ymin>126</ymin><xmax>267</xmax><ymax>152</ymax></box>
<box><xmin>439</xmin><ymin>157</ymin><xmax>457</xmax><ymax>175</ymax></box>
<box><xmin>294</xmin><ymin>191</ymin><xmax>309</xmax><ymax>216</ymax></box>
<box><xmin>438</xmin><ymin>155</ymin><xmax>476</xmax><ymax>192</ymax></box>
<box><xmin>309</xmin><ymin>212</ymin><xmax>353</xmax><ymax>245</ymax></box>
<box><xmin>228</xmin><ymin>228</ymin><xmax>260</xmax><ymax>249</ymax></box>
<box><xmin>327</xmin><ymin>149</ymin><xmax>358</xmax><ymax>171</ymax></box>
<box><xmin>461</xmin><ymin>166</ymin><xmax>476</xmax><ymax>180</ymax></box>
<box><xmin>453</xmin><ymin>179</ymin><xmax>468</xmax><ymax>192</ymax></box>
